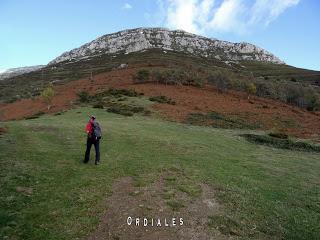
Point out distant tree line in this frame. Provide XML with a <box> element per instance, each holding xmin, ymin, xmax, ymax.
<box><xmin>133</xmin><ymin>68</ymin><xmax>320</xmax><ymax>111</ymax></box>
<box><xmin>133</xmin><ymin>69</ymin><xmax>204</xmax><ymax>87</ymax></box>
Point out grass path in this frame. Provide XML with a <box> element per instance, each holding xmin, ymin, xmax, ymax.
<box><xmin>0</xmin><ymin>107</ymin><xmax>319</xmax><ymax>239</ymax></box>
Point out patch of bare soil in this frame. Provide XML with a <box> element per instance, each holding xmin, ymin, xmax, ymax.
<box><xmin>88</xmin><ymin>172</ymin><xmax>232</xmax><ymax>240</ymax></box>
<box><xmin>16</xmin><ymin>186</ymin><xmax>33</xmax><ymax>196</ymax></box>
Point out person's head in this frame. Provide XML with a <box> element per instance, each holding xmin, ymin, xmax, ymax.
<box><xmin>89</xmin><ymin>115</ymin><xmax>96</xmax><ymax>123</ymax></box>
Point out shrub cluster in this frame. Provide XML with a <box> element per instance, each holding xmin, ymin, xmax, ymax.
<box><xmin>106</xmin><ymin>104</ymin><xmax>146</xmax><ymax>116</ymax></box>
<box><xmin>186</xmin><ymin>112</ymin><xmax>260</xmax><ymax>129</ymax></box>
<box><xmin>207</xmin><ymin>71</ymin><xmax>320</xmax><ymax>111</ymax></box>
<box><xmin>207</xmin><ymin>71</ymin><xmax>257</xmax><ymax>98</ymax></box>
<box><xmin>25</xmin><ymin>111</ymin><xmax>45</xmax><ymax>120</ymax></box>
<box><xmin>134</xmin><ymin>69</ymin><xmax>204</xmax><ymax>87</ymax></box>
<box><xmin>77</xmin><ymin>88</ymin><xmax>142</xmax><ymax>104</ymax></box>
<box><xmin>268</xmin><ymin>132</ymin><xmax>289</xmax><ymax>139</ymax></box>
<box><xmin>133</xmin><ymin>69</ymin><xmax>150</xmax><ymax>83</ymax></box>
<box><xmin>149</xmin><ymin>95</ymin><xmax>176</xmax><ymax>105</ymax></box>
<box><xmin>133</xmin><ymin>68</ymin><xmax>320</xmax><ymax>111</ymax></box>
<box><xmin>92</xmin><ymin>102</ymin><xmax>104</xmax><ymax>109</ymax></box>
<box><xmin>76</xmin><ymin>88</ymin><xmax>149</xmax><ymax>116</ymax></box>
<box><xmin>77</xmin><ymin>90</ymin><xmax>91</xmax><ymax>103</ymax></box>
<box><xmin>95</xmin><ymin>88</ymin><xmax>141</xmax><ymax>98</ymax></box>
<box><xmin>207</xmin><ymin>71</ymin><xmax>231</xmax><ymax>92</ymax></box>
<box><xmin>241</xmin><ymin>134</ymin><xmax>320</xmax><ymax>153</ymax></box>
<box><xmin>254</xmin><ymin>81</ymin><xmax>320</xmax><ymax>111</ymax></box>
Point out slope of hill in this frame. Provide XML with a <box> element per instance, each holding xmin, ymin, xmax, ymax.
<box><xmin>1</xmin><ymin>49</ymin><xmax>319</xmax><ymax>105</ymax></box>
<box><xmin>1</xmin><ymin>107</ymin><xmax>319</xmax><ymax>239</ymax></box>
<box><xmin>1</xmin><ymin>67</ymin><xmax>320</xmax><ymax>140</ymax></box>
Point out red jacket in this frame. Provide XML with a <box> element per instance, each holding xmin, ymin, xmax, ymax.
<box><xmin>85</xmin><ymin>119</ymin><xmax>94</xmax><ymax>134</ymax></box>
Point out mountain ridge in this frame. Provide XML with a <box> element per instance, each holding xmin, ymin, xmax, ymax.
<box><xmin>0</xmin><ymin>65</ymin><xmax>44</xmax><ymax>80</ymax></box>
<box><xmin>49</xmin><ymin>27</ymin><xmax>285</xmax><ymax>65</ymax></box>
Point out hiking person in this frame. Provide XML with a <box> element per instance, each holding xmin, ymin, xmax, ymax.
<box><xmin>84</xmin><ymin>116</ymin><xmax>102</xmax><ymax>165</ymax></box>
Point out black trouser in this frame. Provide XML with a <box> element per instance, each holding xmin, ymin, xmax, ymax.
<box><xmin>84</xmin><ymin>137</ymin><xmax>100</xmax><ymax>163</ymax></box>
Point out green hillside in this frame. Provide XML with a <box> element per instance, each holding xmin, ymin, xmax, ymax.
<box><xmin>1</xmin><ymin>107</ymin><xmax>319</xmax><ymax>239</ymax></box>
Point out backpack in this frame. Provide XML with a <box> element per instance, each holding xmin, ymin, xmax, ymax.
<box><xmin>92</xmin><ymin>121</ymin><xmax>102</xmax><ymax>140</ymax></box>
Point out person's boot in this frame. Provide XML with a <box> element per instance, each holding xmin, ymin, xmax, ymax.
<box><xmin>95</xmin><ymin>161</ymin><xmax>100</xmax><ymax>165</ymax></box>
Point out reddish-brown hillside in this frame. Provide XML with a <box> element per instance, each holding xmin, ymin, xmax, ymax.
<box><xmin>0</xmin><ymin>67</ymin><xmax>319</xmax><ymax>140</ymax></box>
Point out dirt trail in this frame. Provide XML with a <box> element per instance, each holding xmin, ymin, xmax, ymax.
<box><xmin>88</xmin><ymin>173</ymin><xmax>230</xmax><ymax>240</ymax></box>
<box><xmin>0</xmin><ymin>67</ymin><xmax>319</xmax><ymax>139</ymax></box>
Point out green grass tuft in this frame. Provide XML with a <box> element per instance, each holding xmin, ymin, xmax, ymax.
<box><xmin>166</xmin><ymin>200</ymin><xmax>185</xmax><ymax>211</ymax></box>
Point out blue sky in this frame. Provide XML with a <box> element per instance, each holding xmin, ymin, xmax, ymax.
<box><xmin>0</xmin><ymin>0</ymin><xmax>319</xmax><ymax>71</ymax></box>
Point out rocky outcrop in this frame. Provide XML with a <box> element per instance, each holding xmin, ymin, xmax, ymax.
<box><xmin>49</xmin><ymin>28</ymin><xmax>284</xmax><ymax>65</ymax></box>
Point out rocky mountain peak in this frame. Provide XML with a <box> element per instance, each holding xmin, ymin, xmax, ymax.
<box><xmin>49</xmin><ymin>27</ymin><xmax>285</xmax><ymax>65</ymax></box>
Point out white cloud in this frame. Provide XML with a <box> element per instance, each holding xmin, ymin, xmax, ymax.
<box><xmin>122</xmin><ymin>3</ymin><xmax>132</xmax><ymax>10</ymax></box>
<box><xmin>166</xmin><ymin>0</ymin><xmax>199</xmax><ymax>33</ymax></box>
<box><xmin>208</xmin><ymin>0</ymin><xmax>247</xmax><ymax>33</ymax></box>
<box><xmin>157</xmin><ymin>0</ymin><xmax>300</xmax><ymax>34</ymax></box>
<box><xmin>250</xmin><ymin>0</ymin><xmax>300</xmax><ymax>26</ymax></box>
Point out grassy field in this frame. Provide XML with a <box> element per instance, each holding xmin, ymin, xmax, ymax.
<box><xmin>0</xmin><ymin>107</ymin><xmax>319</xmax><ymax>239</ymax></box>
